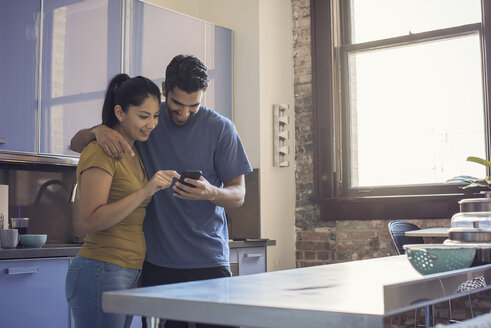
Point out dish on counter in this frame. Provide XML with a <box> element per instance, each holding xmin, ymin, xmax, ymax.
<box><xmin>19</xmin><ymin>234</ymin><xmax>47</xmax><ymax>248</ymax></box>
<box><xmin>403</xmin><ymin>244</ymin><xmax>476</xmax><ymax>275</ymax></box>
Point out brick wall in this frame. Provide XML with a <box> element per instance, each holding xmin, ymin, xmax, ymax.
<box><xmin>296</xmin><ymin>219</ymin><xmax>451</xmax><ymax>267</ymax></box>
<box><xmin>291</xmin><ymin>0</ymin><xmax>490</xmax><ymax>323</ymax></box>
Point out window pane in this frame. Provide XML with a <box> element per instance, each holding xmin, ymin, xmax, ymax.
<box><xmin>349</xmin><ymin>34</ymin><xmax>486</xmax><ymax>187</ymax></box>
<box><xmin>351</xmin><ymin>0</ymin><xmax>481</xmax><ymax>44</ymax></box>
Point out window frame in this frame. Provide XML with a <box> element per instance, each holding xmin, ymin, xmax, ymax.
<box><xmin>310</xmin><ymin>0</ymin><xmax>491</xmax><ymax>220</ymax></box>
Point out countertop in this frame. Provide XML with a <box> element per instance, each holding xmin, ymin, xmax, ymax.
<box><xmin>405</xmin><ymin>227</ymin><xmax>449</xmax><ymax>237</ymax></box>
<box><xmin>0</xmin><ymin>244</ymin><xmax>81</xmax><ymax>260</ymax></box>
<box><xmin>103</xmin><ymin>256</ymin><xmax>491</xmax><ymax>328</ymax></box>
<box><xmin>0</xmin><ymin>239</ymin><xmax>276</xmax><ymax>260</ymax></box>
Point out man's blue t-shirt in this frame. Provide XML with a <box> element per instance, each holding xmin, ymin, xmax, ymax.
<box><xmin>136</xmin><ymin>103</ymin><xmax>252</xmax><ymax>269</ymax></box>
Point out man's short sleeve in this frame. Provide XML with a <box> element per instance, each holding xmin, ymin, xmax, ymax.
<box><xmin>213</xmin><ymin>120</ymin><xmax>252</xmax><ymax>183</ymax></box>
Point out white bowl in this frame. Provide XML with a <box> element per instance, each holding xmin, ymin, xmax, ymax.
<box><xmin>19</xmin><ymin>234</ymin><xmax>47</xmax><ymax>248</ymax></box>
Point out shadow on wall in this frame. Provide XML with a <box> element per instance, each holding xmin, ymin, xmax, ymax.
<box><xmin>0</xmin><ymin>163</ymin><xmax>76</xmax><ymax>244</ymax></box>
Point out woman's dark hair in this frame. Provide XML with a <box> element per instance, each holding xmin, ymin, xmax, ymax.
<box><xmin>102</xmin><ymin>74</ymin><xmax>161</xmax><ymax>128</ymax></box>
<box><xmin>164</xmin><ymin>55</ymin><xmax>209</xmax><ymax>94</ymax></box>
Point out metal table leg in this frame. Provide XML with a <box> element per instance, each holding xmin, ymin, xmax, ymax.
<box><xmin>424</xmin><ymin>305</ymin><xmax>434</xmax><ymax>328</ymax></box>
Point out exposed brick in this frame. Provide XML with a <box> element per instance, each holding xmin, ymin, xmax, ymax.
<box><xmin>297</xmin><ymin>260</ymin><xmax>322</xmax><ymax>268</ymax></box>
<box><xmin>336</xmin><ymin>231</ymin><xmax>348</xmax><ymax>240</ymax></box>
<box><xmin>301</xmin><ymin>230</ymin><xmax>330</xmax><ymax>241</ymax></box>
<box><xmin>368</xmin><ymin>237</ymin><xmax>380</xmax><ymax>249</ymax></box>
<box><xmin>347</xmin><ymin>231</ymin><xmax>376</xmax><ymax>240</ymax></box>
<box><xmin>316</xmin><ymin>251</ymin><xmax>333</xmax><ymax>261</ymax></box>
<box><xmin>336</xmin><ymin>220</ymin><xmax>356</xmax><ymax>230</ymax></box>
<box><xmin>304</xmin><ymin>251</ymin><xmax>316</xmax><ymax>260</ymax></box>
<box><xmin>336</xmin><ymin>251</ymin><xmax>356</xmax><ymax>262</ymax></box>
<box><xmin>296</xmin><ymin>240</ymin><xmax>314</xmax><ymax>250</ymax></box>
<box><xmin>336</xmin><ymin>240</ymin><xmax>358</xmax><ymax>251</ymax></box>
<box><xmin>315</xmin><ymin>241</ymin><xmax>331</xmax><ymax>250</ymax></box>
<box><xmin>376</xmin><ymin>231</ymin><xmax>391</xmax><ymax>239</ymax></box>
<box><xmin>366</xmin><ymin>220</ymin><xmax>388</xmax><ymax>229</ymax></box>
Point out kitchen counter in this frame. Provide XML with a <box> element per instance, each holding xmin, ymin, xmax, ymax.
<box><xmin>0</xmin><ymin>239</ymin><xmax>275</xmax><ymax>260</ymax></box>
<box><xmin>405</xmin><ymin>227</ymin><xmax>449</xmax><ymax>238</ymax></box>
<box><xmin>228</xmin><ymin>238</ymin><xmax>276</xmax><ymax>248</ymax></box>
<box><xmin>0</xmin><ymin>244</ymin><xmax>81</xmax><ymax>260</ymax></box>
<box><xmin>103</xmin><ymin>256</ymin><xmax>491</xmax><ymax>328</ymax></box>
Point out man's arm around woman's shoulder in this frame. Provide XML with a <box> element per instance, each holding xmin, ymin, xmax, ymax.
<box><xmin>70</xmin><ymin>125</ymin><xmax>134</xmax><ymax>159</ymax></box>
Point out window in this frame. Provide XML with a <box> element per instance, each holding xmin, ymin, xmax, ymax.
<box><xmin>311</xmin><ymin>0</ymin><xmax>491</xmax><ymax>220</ymax></box>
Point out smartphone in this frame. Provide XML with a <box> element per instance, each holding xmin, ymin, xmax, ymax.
<box><xmin>178</xmin><ymin>170</ymin><xmax>202</xmax><ymax>188</ymax></box>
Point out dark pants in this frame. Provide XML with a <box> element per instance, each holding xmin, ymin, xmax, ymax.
<box><xmin>140</xmin><ymin>261</ymin><xmax>234</xmax><ymax>328</ymax></box>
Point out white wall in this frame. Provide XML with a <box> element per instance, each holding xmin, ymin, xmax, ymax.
<box><xmin>257</xmin><ymin>0</ymin><xmax>296</xmax><ymax>271</ymax></box>
<box><xmin>147</xmin><ymin>0</ymin><xmax>296</xmax><ymax>271</ymax></box>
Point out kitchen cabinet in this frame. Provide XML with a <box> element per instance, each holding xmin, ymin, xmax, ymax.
<box><xmin>0</xmin><ymin>0</ymin><xmax>39</xmax><ymax>153</ymax></box>
<box><xmin>0</xmin><ymin>0</ymin><xmax>122</xmax><ymax>160</ymax></box>
<box><xmin>0</xmin><ymin>0</ymin><xmax>231</xmax><ymax>165</ymax></box>
<box><xmin>0</xmin><ymin>257</ymin><xmax>70</xmax><ymax>328</ymax></box>
<box><xmin>0</xmin><ymin>242</ymin><xmax>273</xmax><ymax>328</ymax></box>
<box><xmin>229</xmin><ymin>246</ymin><xmax>266</xmax><ymax>276</ymax></box>
<box><xmin>127</xmin><ymin>0</ymin><xmax>232</xmax><ymax>119</ymax></box>
<box><xmin>39</xmin><ymin>0</ymin><xmax>122</xmax><ymax>156</ymax></box>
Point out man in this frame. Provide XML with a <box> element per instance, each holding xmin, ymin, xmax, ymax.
<box><xmin>71</xmin><ymin>55</ymin><xmax>252</xmax><ymax>328</ymax></box>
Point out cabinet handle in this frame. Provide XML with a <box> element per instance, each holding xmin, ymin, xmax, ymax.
<box><xmin>244</xmin><ymin>253</ymin><xmax>263</xmax><ymax>258</ymax></box>
<box><xmin>6</xmin><ymin>266</ymin><xmax>40</xmax><ymax>275</ymax></box>
<box><xmin>0</xmin><ymin>137</ymin><xmax>6</xmax><ymax>145</ymax></box>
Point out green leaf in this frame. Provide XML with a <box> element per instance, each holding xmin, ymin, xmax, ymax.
<box><xmin>467</xmin><ymin>156</ymin><xmax>491</xmax><ymax>167</ymax></box>
<box><xmin>461</xmin><ymin>179</ymin><xmax>491</xmax><ymax>190</ymax></box>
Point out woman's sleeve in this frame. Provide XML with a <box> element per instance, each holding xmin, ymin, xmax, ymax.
<box><xmin>78</xmin><ymin>142</ymin><xmax>116</xmax><ymax>177</ymax></box>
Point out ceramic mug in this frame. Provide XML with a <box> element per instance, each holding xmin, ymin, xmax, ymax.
<box><xmin>0</xmin><ymin>229</ymin><xmax>19</xmax><ymax>249</ymax></box>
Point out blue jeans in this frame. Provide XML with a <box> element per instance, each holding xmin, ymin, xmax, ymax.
<box><xmin>65</xmin><ymin>255</ymin><xmax>141</xmax><ymax>328</ymax></box>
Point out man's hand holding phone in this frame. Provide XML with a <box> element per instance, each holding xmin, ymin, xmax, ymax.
<box><xmin>177</xmin><ymin>170</ymin><xmax>202</xmax><ymax>188</ymax></box>
<box><xmin>174</xmin><ymin>170</ymin><xmax>217</xmax><ymax>201</ymax></box>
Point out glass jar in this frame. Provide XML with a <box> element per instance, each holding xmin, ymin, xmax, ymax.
<box><xmin>451</xmin><ymin>211</ymin><xmax>491</xmax><ymax>228</ymax></box>
<box><xmin>451</xmin><ymin>195</ymin><xmax>491</xmax><ymax>228</ymax></box>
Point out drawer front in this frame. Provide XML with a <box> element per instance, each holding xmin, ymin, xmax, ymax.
<box><xmin>229</xmin><ymin>248</ymin><xmax>238</xmax><ymax>263</ymax></box>
<box><xmin>238</xmin><ymin>247</ymin><xmax>266</xmax><ymax>275</ymax></box>
<box><xmin>0</xmin><ymin>258</ymin><xmax>70</xmax><ymax>328</ymax></box>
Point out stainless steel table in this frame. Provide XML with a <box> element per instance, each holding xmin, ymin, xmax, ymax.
<box><xmin>102</xmin><ymin>256</ymin><xmax>491</xmax><ymax>328</ymax></box>
<box><xmin>405</xmin><ymin>227</ymin><xmax>449</xmax><ymax>238</ymax></box>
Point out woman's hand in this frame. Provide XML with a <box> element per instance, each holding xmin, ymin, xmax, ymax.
<box><xmin>145</xmin><ymin>170</ymin><xmax>180</xmax><ymax>197</ymax></box>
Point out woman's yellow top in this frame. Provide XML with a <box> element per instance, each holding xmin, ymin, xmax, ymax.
<box><xmin>77</xmin><ymin>141</ymin><xmax>150</xmax><ymax>269</ymax></box>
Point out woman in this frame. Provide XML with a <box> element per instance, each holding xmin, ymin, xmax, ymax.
<box><xmin>65</xmin><ymin>74</ymin><xmax>179</xmax><ymax>328</ymax></box>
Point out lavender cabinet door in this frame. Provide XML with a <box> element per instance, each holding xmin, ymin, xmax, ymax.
<box><xmin>0</xmin><ymin>0</ymin><xmax>39</xmax><ymax>153</ymax></box>
<box><xmin>0</xmin><ymin>258</ymin><xmax>70</xmax><ymax>328</ymax></box>
<box><xmin>39</xmin><ymin>0</ymin><xmax>122</xmax><ymax>156</ymax></box>
<box><xmin>128</xmin><ymin>1</ymin><xmax>232</xmax><ymax>120</ymax></box>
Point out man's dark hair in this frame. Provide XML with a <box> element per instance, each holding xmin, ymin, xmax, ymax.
<box><xmin>165</xmin><ymin>55</ymin><xmax>209</xmax><ymax>94</ymax></box>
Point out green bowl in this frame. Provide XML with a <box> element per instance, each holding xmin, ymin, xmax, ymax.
<box><xmin>403</xmin><ymin>244</ymin><xmax>476</xmax><ymax>275</ymax></box>
<box><xmin>19</xmin><ymin>234</ymin><xmax>47</xmax><ymax>248</ymax></box>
